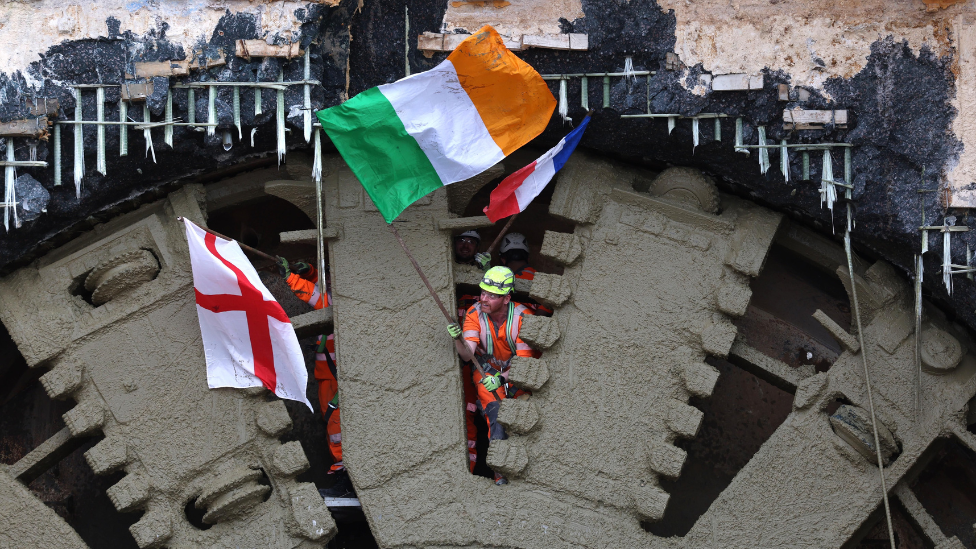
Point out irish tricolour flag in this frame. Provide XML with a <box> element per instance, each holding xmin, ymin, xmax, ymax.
<box><xmin>316</xmin><ymin>26</ymin><xmax>556</xmax><ymax>223</ymax></box>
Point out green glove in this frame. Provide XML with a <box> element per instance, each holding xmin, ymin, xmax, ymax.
<box><xmin>292</xmin><ymin>261</ymin><xmax>311</xmax><ymax>275</ymax></box>
<box><xmin>481</xmin><ymin>373</ymin><xmax>502</xmax><ymax>392</ymax></box>
<box><xmin>276</xmin><ymin>256</ymin><xmax>290</xmax><ymax>277</ymax></box>
<box><xmin>474</xmin><ymin>252</ymin><xmax>491</xmax><ymax>270</ymax></box>
<box><xmin>447</xmin><ymin>323</ymin><xmax>462</xmax><ymax>339</ymax></box>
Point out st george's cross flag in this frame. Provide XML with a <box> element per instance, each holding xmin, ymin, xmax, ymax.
<box><xmin>183</xmin><ymin>218</ymin><xmax>312</xmax><ymax>410</ymax></box>
<box><xmin>483</xmin><ymin>115</ymin><xmax>590</xmax><ymax>223</ymax></box>
<box><xmin>317</xmin><ymin>25</ymin><xmax>556</xmax><ymax>223</ymax></box>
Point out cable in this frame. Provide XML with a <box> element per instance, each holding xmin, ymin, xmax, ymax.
<box><xmin>842</xmin><ymin>192</ymin><xmax>896</xmax><ymax>549</ymax></box>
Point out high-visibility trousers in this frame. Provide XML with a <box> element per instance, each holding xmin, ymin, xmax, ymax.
<box><xmin>461</xmin><ymin>362</ymin><xmax>479</xmax><ymax>471</ymax></box>
<box><xmin>317</xmin><ymin>373</ymin><xmax>343</xmax><ymax>472</ymax></box>
<box><xmin>472</xmin><ymin>367</ymin><xmax>528</xmax><ymax>441</ymax></box>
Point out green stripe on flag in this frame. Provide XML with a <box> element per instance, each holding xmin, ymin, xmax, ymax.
<box><xmin>316</xmin><ymin>87</ymin><xmax>442</xmax><ymax>223</ymax></box>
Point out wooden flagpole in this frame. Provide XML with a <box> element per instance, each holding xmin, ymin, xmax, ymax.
<box><xmin>388</xmin><ymin>223</ymin><xmax>455</xmax><ymax>324</ymax></box>
<box><xmin>388</xmin><ymin>222</ymin><xmax>494</xmax><ymax>378</ymax></box>
<box><xmin>485</xmin><ymin>214</ymin><xmax>518</xmax><ymax>255</ymax></box>
<box><xmin>177</xmin><ymin>217</ymin><xmax>278</xmax><ymax>263</ymax></box>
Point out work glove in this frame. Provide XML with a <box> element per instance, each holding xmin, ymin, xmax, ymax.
<box><xmin>447</xmin><ymin>323</ymin><xmax>462</xmax><ymax>339</ymax></box>
<box><xmin>276</xmin><ymin>256</ymin><xmax>290</xmax><ymax>278</ymax></box>
<box><xmin>292</xmin><ymin>261</ymin><xmax>311</xmax><ymax>275</ymax></box>
<box><xmin>474</xmin><ymin>252</ymin><xmax>491</xmax><ymax>270</ymax></box>
<box><xmin>480</xmin><ymin>373</ymin><xmax>503</xmax><ymax>392</ymax></box>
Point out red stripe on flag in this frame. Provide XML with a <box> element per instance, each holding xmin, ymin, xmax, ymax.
<box><xmin>483</xmin><ymin>160</ymin><xmax>537</xmax><ymax>223</ymax></box>
<box><xmin>195</xmin><ymin>233</ymin><xmax>289</xmax><ymax>391</ymax></box>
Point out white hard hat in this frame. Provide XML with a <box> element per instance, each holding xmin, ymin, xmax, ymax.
<box><xmin>500</xmin><ymin>232</ymin><xmax>529</xmax><ymax>254</ymax></box>
<box><xmin>457</xmin><ymin>230</ymin><xmax>481</xmax><ymax>242</ymax></box>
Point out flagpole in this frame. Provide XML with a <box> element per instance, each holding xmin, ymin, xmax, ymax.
<box><xmin>485</xmin><ymin>214</ymin><xmax>518</xmax><ymax>255</ymax></box>
<box><xmin>388</xmin><ymin>223</ymin><xmax>456</xmax><ymax>324</ymax></box>
<box><xmin>389</xmin><ymin>222</ymin><xmax>496</xmax><ymax>379</ymax></box>
<box><xmin>177</xmin><ymin>217</ymin><xmax>278</xmax><ymax>263</ymax></box>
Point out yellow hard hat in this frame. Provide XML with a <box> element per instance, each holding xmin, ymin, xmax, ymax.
<box><xmin>480</xmin><ymin>266</ymin><xmax>514</xmax><ymax>295</ymax></box>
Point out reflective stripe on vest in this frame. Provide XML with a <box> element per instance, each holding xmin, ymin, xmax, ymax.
<box><xmin>472</xmin><ymin>301</ymin><xmax>528</xmax><ymax>371</ymax></box>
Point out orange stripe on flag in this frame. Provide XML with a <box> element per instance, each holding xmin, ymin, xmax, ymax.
<box><xmin>448</xmin><ymin>26</ymin><xmax>556</xmax><ymax>156</ymax></box>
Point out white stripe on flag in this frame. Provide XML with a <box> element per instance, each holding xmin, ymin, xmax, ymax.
<box><xmin>379</xmin><ymin>60</ymin><xmax>504</xmax><ymax>184</ymax></box>
<box><xmin>197</xmin><ymin>307</ymin><xmax>261</xmax><ymax>387</ymax></box>
<box><xmin>184</xmin><ymin>219</ymin><xmax>312</xmax><ymax>411</ymax></box>
<box><xmin>513</xmin><ymin>138</ymin><xmax>566</xmax><ymax>210</ymax></box>
<box><xmin>268</xmin><ymin>317</ymin><xmax>312</xmax><ymax>404</ymax></box>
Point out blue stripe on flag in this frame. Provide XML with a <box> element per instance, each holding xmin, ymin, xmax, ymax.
<box><xmin>552</xmin><ymin>116</ymin><xmax>590</xmax><ymax>172</ymax></box>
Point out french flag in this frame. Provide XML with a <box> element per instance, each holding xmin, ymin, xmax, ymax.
<box><xmin>484</xmin><ymin>116</ymin><xmax>590</xmax><ymax>223</ymax></box>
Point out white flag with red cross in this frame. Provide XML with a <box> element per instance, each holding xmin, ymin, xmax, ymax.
<box><xmin>183</xmin><ymin>218</ymin><xmax>312</xmax><ymax>410</ymax></box>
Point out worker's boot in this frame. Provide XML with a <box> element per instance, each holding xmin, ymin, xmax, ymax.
<box><xmin>493</xmin><ymin>472</ymin><xmax>508</xmax><ymax>486</ymax></box>
<box><xmin>319</xmin><ymin>469</ymin><xmax>356</xmax><ymax>498</ymax></box>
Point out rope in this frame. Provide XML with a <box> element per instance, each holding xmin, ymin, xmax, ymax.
<box><xmin>842</xmin><ymin>194</ymin><xmax>896</xmax><ymax>549</ymax></box>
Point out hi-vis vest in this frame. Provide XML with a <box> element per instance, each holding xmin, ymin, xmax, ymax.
<box><xmin>467</xmin><ymin>302</ymin><xmax>531</xmax><ymax>373</ymax></box>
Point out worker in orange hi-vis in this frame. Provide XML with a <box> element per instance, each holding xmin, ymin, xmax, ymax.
<box><xmin>313</xmin><ymin>332</ymin><xmax>354</xmax><ymax>498</ymax></box>
<box><xmin>454</xmin><ymin>229</ymin><xmax>490</xmax><ymax>472</ymax></box>
<box><xmin>497</xmin><ymin>232</ymin><xmax>535</xmax><ymax>280</ymax></box>
<box><xmin>277</xmin><ymin>257</ymin><xmax>353</xmax><ymax>497</ymax></box>
<box><xmin>498</xmin><ymin>232</ymin><xmax>552</xmax><ymax>316</ymax></box>
<box><xmin>447</xmin><ymin>266</ymin><xmax>536</xmax><ymax>485</ymax></box>
<box><xmin>277</xmin><ymin>257</ymin><xmax>329</xmax><ymax>310</ymax></box>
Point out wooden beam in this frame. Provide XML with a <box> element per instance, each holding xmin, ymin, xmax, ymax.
<box><xmin>783</xmin><ymin>109</ymin><xmax>848</xmax><ymax>130</ymax></box>
<box><xmin>418</xmin><ymin>33</ymin><xmax>588</xmax><ymax>52</ymax></box>
<box><xmin>27</xmin><ymin>98</ymin><xmax>59</xmax><ymax>117</ymax></box>
<box><xmin>131</xmin><ymin>60</ymin><xmax>190</xmax><ymax>78</ymax></box>
<box><xmin>120</xmin><ymin>82</ymin><xmax>153</xmax><ymax>102</ymax></box>
<box><xmin>712</xmin><ymin>73</ymin><xmax>763</xmax><ymax>91</ymax></box>
<box><xmin>0</xmin><ymin>117</ymin><xmax>49</xmax><ymax>139</ymax></box>
<box><xmin>236</xmin><ymin>40</ymin><xmax>303</xmax><ymax>60</ymax></box>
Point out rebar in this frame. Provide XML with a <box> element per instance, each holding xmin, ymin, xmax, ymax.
<box><xmin>233</xmin><ymin>86</ymin><xmax>242</xmax><ymax>141</ymax></box>
<box><xmin>304</xmin><ymin>48</ymin><xmax>312</xmax><ymax>142</ymax></box>
<box><xmin>53</xmin><ymin>123</ymin><xmax>61</xmax><ymax>186</ymax></box>
<box><xmin>143</xmin><ymin>104</ymin><xmax>156</xmax><ymax>163</ymax></box>
<box><xmin>119</xmin><ymin>100</ymin><xmax>128</xmax><ymax>156</ymax></box>
<box><xmin>73</xmin><ymin>88</ymin><xmax>84</xmax><ymax>198</ymax></box>
<box><xmin>4</xmin><ymin>139</ymin><xmax>18</xmax><ymax>231</ymax></box>
<box><xmin>207</xmin><ymin>86</ymin><xmax>216</xmax><ymax>137</ymax></box>
<box><xmin>96</xmin><ymin>88</ymin><xmax>106</xmax><ymax>175</ymax></box>
<box><xmin>277</xmin><ymin>70</ymin><xmax>286</xmax><ymax>165</ymax></box>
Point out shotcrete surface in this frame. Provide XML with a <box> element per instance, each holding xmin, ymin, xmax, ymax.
<box><xmin>0</xmin><ymin>469</ymin><xmax>89</xmax><ymax>549</ymax></box>
<box><xmin>0</xmin><ymin>186</ymin><xmax>336</xmax><ymax>548</ymax></box>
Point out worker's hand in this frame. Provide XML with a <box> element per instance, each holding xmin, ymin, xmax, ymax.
<box><xmin>447</xmin><ymin>323</ymin><xmax>462</xmax><ymax>339</ymax></box>
<box><xmin>276</xmin><ymin>256</ymin><xmax>290</xmax><ymax>277</ymax></box>
<box><xmin>292</xmin><ymin>261</ymin><xmax>311</xmax><ymax>275</ymax></box>
<box><xmin>474</xmin><ymin>252</ymin><xmax>491</xmax><ymax>270</ymax></box>
<box><xmin>480</xmin><ymin>373</ymin><xmax>503</xmax><ymax>392</ymax></box>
